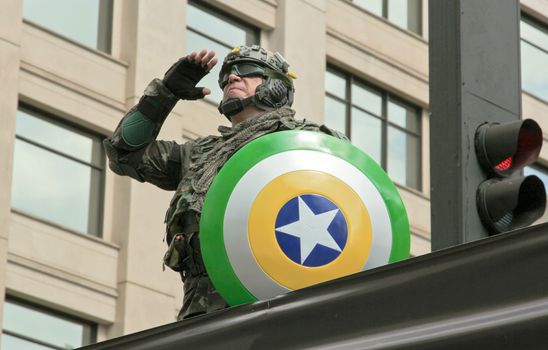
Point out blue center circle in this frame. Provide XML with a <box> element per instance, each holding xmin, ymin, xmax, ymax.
<box><xmin>275</xmin><ymin>194</ymin><xmax>348</xmax><ymax>267</ymax></box>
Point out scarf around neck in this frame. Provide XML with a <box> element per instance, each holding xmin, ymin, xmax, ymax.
<box><xmin>188</xmin><ymin>106</ymin><xmax>297</xmax><ymax>212</ymax></box>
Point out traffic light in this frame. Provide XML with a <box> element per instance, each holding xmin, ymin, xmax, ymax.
<box><xmin>475</xmin><ymin>119</ymin><xmax>546</xmax><ymax>234</ymax></box>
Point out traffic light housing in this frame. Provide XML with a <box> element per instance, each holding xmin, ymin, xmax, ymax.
<box><xmin>475</xmin><ymin>119</ymin><xmax>546</xmax><ymax>234</ymax></box>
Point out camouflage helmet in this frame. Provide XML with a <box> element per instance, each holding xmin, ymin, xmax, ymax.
<box><xmin>217</xmin><ymin>45</ymin><xmax>296</xmax><ymax>118</ymax></box>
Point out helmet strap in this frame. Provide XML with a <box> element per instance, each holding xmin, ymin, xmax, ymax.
<box><xmin>217</xmin><ymin>96</ymin><xmax>257</xmax><ymax>118</ymax></box>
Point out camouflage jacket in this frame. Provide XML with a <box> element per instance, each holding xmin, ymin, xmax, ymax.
<box><xmin>104</xmin><ymin>79</ymin><xmax>347</xmax><ymax>320</ymax></box>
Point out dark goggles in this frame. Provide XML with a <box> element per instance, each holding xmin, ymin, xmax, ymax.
<box><xmin>219</xmin><ymin>63</ymin><xmax>266</xmax><ymax>88</ymax></box>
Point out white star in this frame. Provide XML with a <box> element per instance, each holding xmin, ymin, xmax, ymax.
<box><xmin>276</xmin><ymin>197</ymin><xmax>341</xmax><ymax>264</ymax></box>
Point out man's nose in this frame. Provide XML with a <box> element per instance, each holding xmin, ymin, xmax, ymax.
<box><xmin>228</xmin><ymin>73</ymin><xmax>242</xmax><ymax>83</ymax></box>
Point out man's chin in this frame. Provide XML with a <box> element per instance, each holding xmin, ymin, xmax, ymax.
<box><xmin>223</xmin><ymin>93</ymin><xmax>247</xmax><ymax>101</ymax></box>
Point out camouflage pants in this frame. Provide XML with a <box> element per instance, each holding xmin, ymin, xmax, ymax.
<box><xmin>165</xmin><ymin>231</ymin><xmax>228</xmax><ymax>320</ymax></box>
<box><xmin>178</xmin><ymin>273</ymin><xmax>228</xmax><ymax>320</ymax></box>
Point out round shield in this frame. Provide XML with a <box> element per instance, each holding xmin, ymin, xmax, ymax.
<box><xmin>200</xmin><ymin>130</ymin><xmax>409</xmax><ymax>306</ymax></box>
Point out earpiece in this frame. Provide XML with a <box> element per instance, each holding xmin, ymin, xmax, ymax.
<box><xmin>255</xmin><ymin>78</ymin><xmax>293</xmax><ymax>110</ymax></box>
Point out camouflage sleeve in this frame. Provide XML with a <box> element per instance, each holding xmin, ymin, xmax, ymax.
<box><xmin>104</xmin><ymin>79</ymin><xmax>190</xmax><ymax>191</ymax></box>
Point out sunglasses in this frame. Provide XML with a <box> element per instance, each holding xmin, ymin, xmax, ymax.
<box><xmin>219</xmin><ymin>63</ymin><xmax>266</xmax><ymax>88</ymax></box>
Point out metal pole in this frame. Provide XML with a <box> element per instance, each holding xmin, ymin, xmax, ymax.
<box><xmin>429</xmin><ymin>0</ymin><xmax>522</xmax><ymax>250</ymax></box>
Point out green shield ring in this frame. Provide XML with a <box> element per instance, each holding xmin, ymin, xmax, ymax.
<box><xmin>200</xmin><ymin>130</ymin><xmax>410</xmax><ymax>306</ymax></box>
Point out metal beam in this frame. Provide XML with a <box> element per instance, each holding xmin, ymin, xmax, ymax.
<box><xmin>80</xmin><ymin>223</ymin><xmax>548</xmax><ymax>350</ymax></box>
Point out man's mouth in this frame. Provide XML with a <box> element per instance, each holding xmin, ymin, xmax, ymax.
<box><xmin>227</xmin><ymin>86</ymin><xmax>243</xmax><ymax>92</ymax></box>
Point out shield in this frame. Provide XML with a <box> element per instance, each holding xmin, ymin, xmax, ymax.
<box><xmin>200</xmin><ymin>130</ymin><xmax>410</xmax><ymax>306</ymax></box>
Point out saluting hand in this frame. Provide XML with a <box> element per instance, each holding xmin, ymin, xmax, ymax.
<box><xmin>163</xmin><ymin>49</ymin><xmax>218</xmax><ymax>100</ymax></box>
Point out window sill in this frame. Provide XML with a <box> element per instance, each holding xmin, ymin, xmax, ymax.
<box><xmin>342</xmin><ymin>0</ymin><xmax>426</xmax><ymax>44</ymax></box>
<box><xmin>10</xmin><ymin>209</ymin><xmax>119</xmax><ymax>251</ymax></box>
<box><xmin>394</xmin><ymin>183</ymin><xmax>429</xmax><ymax>200</ymax></box>
<box><xmin>22</xmin><ymin>19</ymin><xmax>128</xmax><ymax>68</ymax></box>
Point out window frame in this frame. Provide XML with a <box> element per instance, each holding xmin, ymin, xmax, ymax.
<box><xmin>186</xmin><ymin>0</ymin><xmax>260</xmax><ymax>50</ymax></box>
<box><xmin>520</xmin><ymin>14</ymin><xmax>548</xmax><ymax>101</ymax></box>
<box><xmin>521</xmin><ymin>14</ymin><xmax>548</xmax><ymax>53</ymax></box>
<box><xmin>350</xmin><ymin>0</ymin><xmax>423</xmax><ymax>35</ymax></box>
<box><xmin>2</xmin><ymin>297</ymin><xmax>97</xmax><ymax>349</ymax></box>
<box><xmin>12</xmin><ymin>104</ymin><xmax>106</xmax><ymax>237</ymax></box>
<box><xmin>325</xmin><ymin>65</ymin><xmax>422</xmax><ymax>191</ymax></box>
<box><xmin>97</xmin><ymin>0</ymin><xmax>113</xmax><ymax>53</ymax></box>
<box><xmin>21</xmin><ymin>0</ymin><xmax>113</xmax><ymax>54</ymax></box>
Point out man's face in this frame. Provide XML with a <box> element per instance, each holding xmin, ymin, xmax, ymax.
<box><xmin>222</xmin><ymin>74</ymin><xmax>263</xmax><ymax>102</ymax></box>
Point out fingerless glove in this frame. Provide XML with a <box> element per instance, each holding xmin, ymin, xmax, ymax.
<box><xmin>163</xmin><ymin>57</ymin><xmax>209</xmax><ymax>100</ymax></box>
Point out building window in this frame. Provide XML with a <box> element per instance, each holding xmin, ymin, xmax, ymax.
<box><xmin>186</xmin><ymin>1</ymin><xmax>260</xmax><ymax>103</ymax></box>
<box><xmin>22</xmin><ymin>0</ymin><xmax>113</xmax><ymax>53</ymax></box>
<box><xmin>521</xmin><ymin>16</ymin><xmax>548</xmax><ymax>101</ymax></box>
<box><xmin>11</xmin><ymin>106</ymin><xmax>105</xmax><ymax>236</ymax></box>
<box><xmin>352</xmin><ymin>0</ymin><xmax>422</xmax><ymax>34</ymax></box>
<box><xmin>2</xmin><ymin>298</ymin><xmax>96</xmax><ymax>349</ymax></box>
<box><xmin>325</xmin><ymin>67</ymin><xmax>422</xmax><ymax>190</ymax></box>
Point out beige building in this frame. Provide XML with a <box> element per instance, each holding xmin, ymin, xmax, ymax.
<box><xmin>0</xmin><ymin>0</ymin><xmax>546</xmax><ymax>347</ymax></box>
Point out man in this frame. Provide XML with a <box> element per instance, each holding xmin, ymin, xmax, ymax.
<box><xmin>104</xmin><ymin>45</ymin><xmax>347</xmax><ymax>320</ymax></box>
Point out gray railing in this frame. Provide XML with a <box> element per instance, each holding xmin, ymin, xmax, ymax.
<box><xmin>80</xmin><ymin>222</ymin><xmax>548</xmax><ymax>350</ymax></box>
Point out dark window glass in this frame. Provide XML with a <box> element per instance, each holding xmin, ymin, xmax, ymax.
<box><xmin>324</xmin><ymin>96</ymin><xmax>347</xmax><ymax>137</ymax></box>
<box><xmin>351</xmin><ymin>107</ymin><xmax>382</xmax><ymax>164</ymax></box>
<box><xmin>2</xmin><ymin>299</ymin><xmax>96</xmax><ymax>349</ymax></box>
<box><xmin>325</xmin><ymin>69</ymin><xmax>347</xmax><ymax>99</ymax></box>
<box><xmin>22</xmin><ymin>0</ymin><xmax>112</xmax><ymax>53</ymax></box>
<box><xmin>352</xmin><ymin>81</ymin><xmax>382</xmax><ymax>116</ymax></box>
<box><xmin>325</xmin><ymin>66</ymin><xmax>422</xmax><ymax>190</ymax></box>
<box><xmin>388</xmin><ymin>99</ymin><xmax>420</xmax><ymax>133</ymax></box>
<box><xmin>352</xmin><ymin>0</ymin><xmax>422</xmax><ymax>34</ymax></box>
<box><xmin>521</xmin><ymin>17</ymin><xmax>548</xmax><ymax>101</ymax></box>
<box><xmin>186</xmin><ymin>1</ymin><xmax>260</xmax><ymax>103</ymax></box>
<box><xmin>11</xmin><ymin>106</ymin><xmax>104</xmax><ymax>236</ymax></box>
<box><xmin>387</xmin><ymin>126</ymin><xmax>420</xmax><ymax>189</ymax></box>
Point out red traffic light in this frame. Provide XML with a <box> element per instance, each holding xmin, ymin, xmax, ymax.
<box><xmin>494</xmin><ymin>156</ymin><xmax>512</xmax><ymax>172</ymax></box>
<box><xmin>475</xmin><ymin>119</ymin><xmax>545</xmax><ymax>234</ymax></box>
<box><xmin>475</xmin><ymin>119</ymin><xmax>542</xmax><ymax>177</ymax></box>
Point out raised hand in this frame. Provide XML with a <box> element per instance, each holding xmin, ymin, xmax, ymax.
<box><xmin>163</xmin><ymin>49</ymin><xmax>218</xmax><ymax>100</ymax></box>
